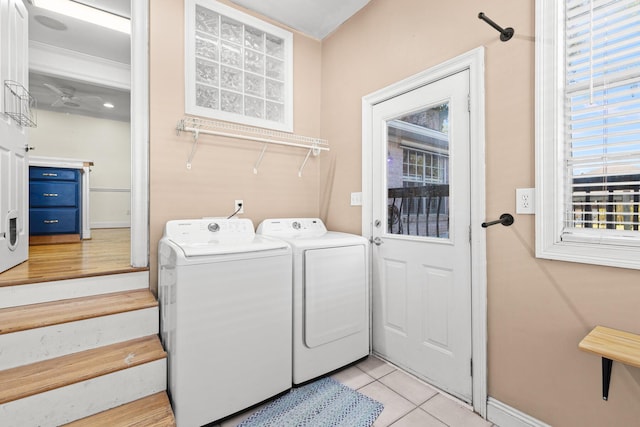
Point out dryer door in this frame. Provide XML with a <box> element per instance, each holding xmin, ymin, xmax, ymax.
<box><xmin>304</xmin><ymin>245</ymin><xmax>367</xmax><ymax>348</ymax></box>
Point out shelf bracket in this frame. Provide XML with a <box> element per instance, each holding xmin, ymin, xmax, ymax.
<box><xmin>602</xmin><ymin>357</ymin><xmax>613</xmax><ymax>401</ymax></box>
<box><xmin>186</xmin><ymin>128</ymin><xmax>200</xmax><ymax>170</ymax></box>
<box><xmin>298</xmin><ymin>144</ymin><xmax>320</xmax><ymax>177</ymax></box>
<box><xmin>253</xmin><ymin>144</ymin><xmax>268</xmax><ymax>174</ymax></box>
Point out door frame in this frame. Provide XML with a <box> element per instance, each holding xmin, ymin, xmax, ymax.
<box><xmin>361</xmin><ymin>47</ymin><xmax>486</xmax><ymax>417</ymax></box>
<box><xmin>130</xmin><ymin>0</ymin><xmax>149</xmax><ymax>268</ymax></box>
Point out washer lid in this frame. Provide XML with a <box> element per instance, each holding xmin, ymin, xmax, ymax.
<box><xmin>163</xmin><ymin>218</ymin><xmax>288</xmax><ymax>256</ymax></box>
<box><xmin>175</xmin><ymin>235</ymin><xmax>288</xmax><ymax>257</ymax></box>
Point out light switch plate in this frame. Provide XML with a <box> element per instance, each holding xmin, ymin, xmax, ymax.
<box><xmin>350</xmin><ymin>192</ymin><xmax>363</xmax><ymax>206</ymax></box>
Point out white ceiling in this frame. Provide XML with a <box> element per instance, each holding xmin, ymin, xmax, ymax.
<box><xmin>26</xmin><ymin>0</ymin><xmax>369</xmax><ymax>122</ymax></box>
<box><xmin>26</xmin><ymin>0</ymin><xmax>131</xmax><ymax>121</ymax></box>
<box><xmin>28</xmin><ymin>0</ymin><xmax>130</xmax><ymax>63</ymax></box>
<box><xmin>229</xmin><ymin>0</ymin><xmax>371</xmax><ymax>39</ymax></box>
<box><xmin>28</xmin><ymin>71</ymin><xmax>131</xmax><ymax>122</ymax></box>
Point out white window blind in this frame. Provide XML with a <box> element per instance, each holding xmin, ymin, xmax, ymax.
<box><xmin>564</xmin><ymin>0</ymin><xmax>640</xmax><ymax>237</ymax></box>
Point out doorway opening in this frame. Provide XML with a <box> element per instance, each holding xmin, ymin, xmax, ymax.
<box><xmin>0</xmin><ymin>0</ymin><xmax>148</xmax><ymax>284</ymax></box>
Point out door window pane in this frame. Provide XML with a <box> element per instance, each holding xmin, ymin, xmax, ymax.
<box><xmin>386</xmin><ymin>104</ymin><xmax>450</xmax><ymax>238</ymax></box>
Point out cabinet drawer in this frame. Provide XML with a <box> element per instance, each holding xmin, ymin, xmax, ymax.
<box><xmin>30</xmin><ymin>182</ymin><xmax>78</xmax><ymax>207</ymax></box>
<box><xmin>29</xmin><ymin>167</ymin><xmax>78</xmax><ymax>181</ymax></box>
<box><xmin>30</xmin><ymin>208</ymin><xmax>79</xmax><ymax>234</ymax></box>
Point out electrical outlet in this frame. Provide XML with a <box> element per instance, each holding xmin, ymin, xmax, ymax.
<box><xmin>516</xmin><ymin>188</ymin><xmax>535</xmax><ymax>214</ymax></box>
<box><xmin>234</xmin><ymin>199</ymin><xmax>244</xmax><ymax>214</ymax></box>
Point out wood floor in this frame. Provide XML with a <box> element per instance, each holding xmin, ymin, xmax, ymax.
<box><xmin>0</xmin><ymin>229</ymin><xmax>147</xmax><ymax>287</ymax></box>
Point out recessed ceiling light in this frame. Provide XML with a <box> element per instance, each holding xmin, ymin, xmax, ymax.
<box><xmin>32</xmin><ymin>0</ymin><xmax>130</xmax><ymax>34</ymax></box>
<box><xmin>103</xmin><ymin>102</ymin><xmax>115</xmax><ymax>109</ymax></box>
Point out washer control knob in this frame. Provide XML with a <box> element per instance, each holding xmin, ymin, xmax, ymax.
<box><xmin>208</xmin><ymin>222</ymin><xmax>220</xmax><ymax>232</ymax></box>
<box><xmin>292</xmin><ymin>221</ymin><xmax>301</xmax><ymax>230</ymax></box>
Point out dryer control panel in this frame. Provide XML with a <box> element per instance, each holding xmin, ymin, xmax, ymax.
<box><xmin>257</xmin><ymin>218</ymin><xmax>327</xmax><ymax>237</ymax></box>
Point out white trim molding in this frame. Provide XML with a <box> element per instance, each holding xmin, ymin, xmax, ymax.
<box><xmin>361</xmin><ymin>47</ymin><xmax>487</xmax><ymax>417</ymax></box>
<box><xmin>89</xmin><ymin>187</ymin><xmax>131</xmax><ymax>193</ymax></box>
<box><xmin>29</xmin><ymin>41</ymin><xmax>130</xmax><ymax>90</ymax></box>
<box><xmin>130</xmin><ymin>0</ymin><xmax>150</xmax><ymax>268</ymax></box>
<box><xmin>487</xmin><ymin>398</ymin><xmax>552</xmax><ymax>427</ymax></box>
<box><xmin>91</xmin><ymin>221</ymin><xmax>130</xmax><ymax>229</ymax></box>
<box><xmin>535</xmin><ymin>0</ymin><xmax>640</xmax><ymax>270</ymax></box>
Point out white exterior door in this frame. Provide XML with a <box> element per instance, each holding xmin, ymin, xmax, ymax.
<box><xmin>370</xmin><ymin>69</ymin><xmax>472</xmax><ymax>402</ymax></box>
<box><xmin>0</xmin><ymin>0</ymin><xmax>29</xmax><ymax>273</ymax></box>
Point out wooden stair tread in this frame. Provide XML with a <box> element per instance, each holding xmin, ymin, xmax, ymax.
<box><xmin>0</xmin><ymin>289</ymin><xmax>157</xmax><ymax>335</ymax></box>
<box><xmin>63</xmin><ymin>392</ymin><xmax>176</xmax><ymax>427</ymax></box>
<box><xmin>579</xmin><ymin>325</ymin><xmax>640</xmax><ymax>367</ymax></box>
<box><xmin>0</xmin><ymin>335</ymin><xmax>166</xmax><ymax>405</ymax></box>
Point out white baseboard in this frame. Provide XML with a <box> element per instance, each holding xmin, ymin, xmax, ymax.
<box><xmin>487</xmin><ymin>397</ymin><xmax>552</xmax><ymax>427</ymax></box>
<box><xmin>91</xmin><ymin>221</ymin><xmax>130</xmax><ymax>229</ymax></box>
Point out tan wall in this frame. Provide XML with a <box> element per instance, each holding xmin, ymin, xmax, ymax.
<box><xmin>150</xmin><ymin>0</ymin><xmax>640</xmax><ymax>424</ymax></box>
<box><xmin>149</xmin><ymin>1</ymin><xmax>322</xmax><ymax>288</ymax></box>
<box><xmin>320</xmin><ymin>0</ymin><xmax>640</xmax><ymax>426</ymax></box>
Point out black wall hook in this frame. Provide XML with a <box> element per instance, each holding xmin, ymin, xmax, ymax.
<box><xmin>482</xmin><ymin>213</ymin><xmax>514</xmax><ymax>228</ymax></box>
<box><xmin>478</xmin><ymin>12</ymin><xmax>514</xmax><ymax>42</ymax></box>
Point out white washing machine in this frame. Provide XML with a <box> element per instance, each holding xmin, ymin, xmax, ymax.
<box><xmin>158</xmin><ymin>218</ymin><xmax>292</xmax><ymax>427</ymax></box>
<box><xmin>257</xmin><ymin>218</ymin><xmax>369</xmax><ymax>384</ymax></box>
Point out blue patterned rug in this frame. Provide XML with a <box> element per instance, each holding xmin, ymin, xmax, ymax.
<box><xmin>237</xmin><ymin>377</ymin><xmax>384</xmax><ymax>427</ymax></box>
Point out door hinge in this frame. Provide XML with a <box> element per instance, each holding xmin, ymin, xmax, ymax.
<box><xmin>467</xmin><ymin>94</ymin><xmax>471</xmax><ymax>112</ymax></box>
<box><xmin>469</xmin><ymin>225</ymin><xmax>472</xmax><ymax>243</ymax></box>
<box><xmin>470</xmin><ymin>358</ymin><xmax>473</xmax><ymax>376</ymax></box>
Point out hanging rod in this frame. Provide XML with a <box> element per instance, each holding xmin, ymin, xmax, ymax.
<box><xmin>176</xmin><ymin>117</ymin><xmax>329</xmax><ymax>174</ymax></box>
<box><xmin>478</xmin><ymin>12</ymin><xmax>514</xmax><ymax>42</ymax></box>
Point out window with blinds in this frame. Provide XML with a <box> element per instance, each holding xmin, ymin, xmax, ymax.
<box><xmin>564</xmin><ymin>0</ymin><xmax>640</xmax><ymax>236</ymax></box>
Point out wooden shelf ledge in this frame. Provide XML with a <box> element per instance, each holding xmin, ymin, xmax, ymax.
<box><xmin>579</xmin><ymin>325</ymin><xmax>640</xmax><ymax>400</ymax></box>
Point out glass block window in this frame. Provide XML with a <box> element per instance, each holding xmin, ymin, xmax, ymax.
<box><xmin>185</xmin><ymin>0</ymin><xmax>293</xmax><ymax>132</ymax></box>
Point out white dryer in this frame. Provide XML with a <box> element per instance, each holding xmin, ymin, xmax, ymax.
<box><xmin>257</xmin><ymin>218</ymin><xmax>369</xmax><ymax>384</ymax></box>
<box><xmin>158</xmin><ymin>218</ymin><xmax>292</xmax><ymax>427</ymax></box>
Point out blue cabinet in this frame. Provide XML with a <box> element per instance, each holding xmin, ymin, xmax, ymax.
<box><xmin>29</xmin><ymin>167</ymin><xmax>81</xmax><ymax>238</ymax></box>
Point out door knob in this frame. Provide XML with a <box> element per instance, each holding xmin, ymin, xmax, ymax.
<box><xmin>371</xmin><ymin>237</ymin><xmax>384</xmax><ymax>246</ymax></box>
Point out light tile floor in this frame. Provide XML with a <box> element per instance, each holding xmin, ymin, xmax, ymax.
<box><xmin>218</xmin><ymin>355</ymin><xmax>494</xmax><ymax>427</ymax></box>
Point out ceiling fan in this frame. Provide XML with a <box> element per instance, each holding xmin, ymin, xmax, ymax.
<box><xmin>43</xmin><ymin>83</ymin><xmax>103</xmax><ymax>108</ymax></box>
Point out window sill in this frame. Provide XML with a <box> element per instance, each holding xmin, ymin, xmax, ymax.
<box><xmin>536</xmin><ymin>238</ymin><xmax>640</xmax><ymax>270</ymax></box>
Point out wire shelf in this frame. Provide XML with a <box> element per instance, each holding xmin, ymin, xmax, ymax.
<box><xmin>177</xmin><ymin>116</ymin><xmax>329</xmax><ymax>150</ymax></box>
<box><xmin>4</xmin><ymin>80</ymin><xmax>37</xmax><ymax>128</ymax></box>
<box><xmin>176</xmin><ymin>116</ymin><xmax>329</xmax><ymax>175</ymax></box>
